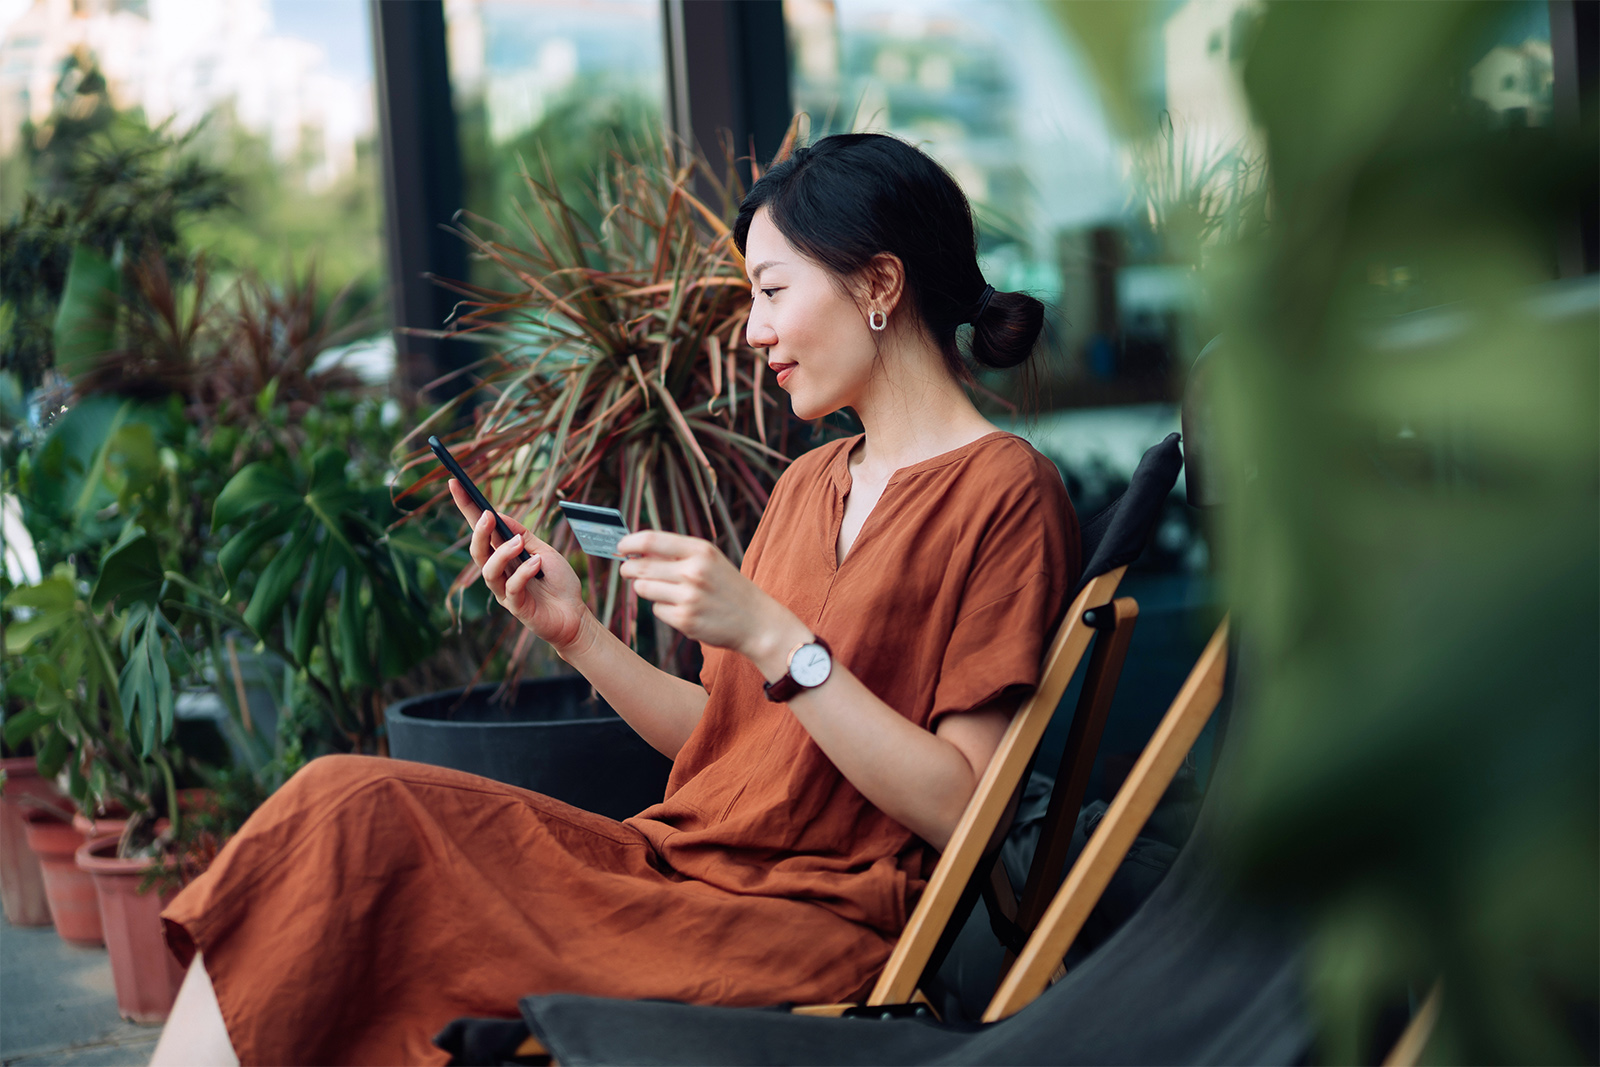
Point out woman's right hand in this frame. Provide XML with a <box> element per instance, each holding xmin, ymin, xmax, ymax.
<box><xmin>448</xmin><ymin>480</ymin><xmax>590</xmax><ymax>654</ymax></box>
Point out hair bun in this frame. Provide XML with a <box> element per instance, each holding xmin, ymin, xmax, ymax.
<box><xmin>969</xmin><ymin>289</ymin><xmax>1045</xmax><ymax>370</ymax></box>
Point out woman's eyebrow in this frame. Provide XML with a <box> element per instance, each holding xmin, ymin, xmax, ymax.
<box><xmin>749</xmin><ymin>259</ymin><xmax>782</xmax><ymax>283</ymax></box>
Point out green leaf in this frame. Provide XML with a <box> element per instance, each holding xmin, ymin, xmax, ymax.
<box><xmin>103</xmin><ymin>421</ymin><xmax>161</xmax><ymax>505</ymax></box>
<box><xmin>217</xmin><ymin>509</ymin><xmax>298</xmax><ymax>588</ymax></box>
<box><xmin>242</xmin><ymin>518</ymin><xmax>317</xmax><ymax>633</ymax></box>
<box><xmin>3</xmin><ymin>575</ymin><xmax>76</xmax><ymax>614</ymax></box>
<box><xmin>291</xmin><ymin>534</ymin><xmax>341</xmax><ymax>665</ymax></box>
<box><xmin>1</xmin><ymin>708</ymin><xmax>51</xmax><ymax>749</ymax></box>
<box><xmin>213</xmin><ymin>463</ymin><xmax>301</xmax><ymax>531</ymax></box>
<box><xmin>372</xmin><ymin>584</ymin><xmax>436</xmax><ymax>680</ymax></box>
<box><xmin>117</xmin><ymin>608</ymin><xmax>173</xmax><ymax>756</ymax></box>
<box><xmin>52</xmin><ymin>245</ymin><xmax>120</xmax><ymax>380</ymax></box>
<box><xmin>308</xmin><ymin>448</ymin><xmax>350</xmax><ymax>492</ymax></box>
<box><xmin>254</xmin><ymin>377</ymin><xmax>279</xmax><ymax>419</ymax></box>
<box><xmin>37</xmin><ymin>729</ymin><xmax>68</xmax><ymax>779</ymax></box>
<box><xmin>3</xmin><ymin>615</ymin><xmax>61</xmax><ymax>656</ymax></box>
<box><xmin>337</xmin><ymin>571</ymin><xmax>375</xmax><ymax>687</ymax></box>
<box><xmin>91</xmin><ymin>526</ymin><xmax>163</xmax><ymax>610</ymax></box>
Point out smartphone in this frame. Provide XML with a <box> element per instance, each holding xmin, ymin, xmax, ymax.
<box><xmin>556</xmin><ymin>501</ymin><xmax>632</xmax><ymax>560</ymax></box>
<box><xmin>428</xmin><ymin>435</ymin><xmax>539</xmax><ymax>576</ymax></box>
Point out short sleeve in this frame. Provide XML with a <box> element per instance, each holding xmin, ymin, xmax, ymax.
<box><xmin>926</xmin><ymin>452</ymin><xmax>1075</xmax><ymax>730</ymax></box>
<box><xmin>927</xmin><ymin>570</ymin><xmax>1061</xmax><ymax>731</ymax></box>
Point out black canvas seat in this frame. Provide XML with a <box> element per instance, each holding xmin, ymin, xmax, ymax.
<box><xmin>513</xmin><ymin>811</ymin><xmax>1308</xmax><ymax>1066</ymax></box>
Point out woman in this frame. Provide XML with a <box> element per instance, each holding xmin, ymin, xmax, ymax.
<box><xmin>152</xmin><ymin>133</ymin><xmax>1080</xmax><ymax>1066</ymax></box>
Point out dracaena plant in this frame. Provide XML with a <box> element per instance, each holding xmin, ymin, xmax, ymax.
<box><xmin>404</xmin><ymin>136</ymin><xmax>803</xmax><ymax>668</ymax></box>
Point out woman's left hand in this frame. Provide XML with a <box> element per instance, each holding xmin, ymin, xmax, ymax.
<box><xmin>617</xmin><ymin>532</ymin><xmax>799</xmax><ymax>658</ymax></box>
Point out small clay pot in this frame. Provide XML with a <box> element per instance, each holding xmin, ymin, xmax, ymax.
<box><xmin>0</xmin><ymin>756</ymin><xmax>56</xmax><ymax>926</ymax></box>
<box><xmin>76</xmin><ymin>835</ymin><xmax>185</xmax><ymax>1024</ymax></box>
<box><xmin>73</xmin><ymin>808</ymin><xmax>132</xmax><ymax>842</ymax></box>
<box><xmin>21</xmin><ymin>812</ymin><xmax>102</xmax><ymax>944</ymax></box>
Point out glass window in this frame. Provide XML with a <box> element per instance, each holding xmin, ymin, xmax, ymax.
<box><xmin>0</xmin><ymin>0</ymin><xmax>385</xmax><ymax>385</ymax></box>
<box><xmin>445</xmin><ymin>0</ymin><xmax>666</xmax><ymax>258</ymax></box>
<box><xmin>785</xmin><ymin>0</ymin><xmax>1171</xmax><ymax>414</ymax></box>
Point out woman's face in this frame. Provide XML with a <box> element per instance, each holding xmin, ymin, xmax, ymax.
<box><xmin>743</xmin><ymin>207</ymin><xmax>878</xmax><ymax>422</ymax></box>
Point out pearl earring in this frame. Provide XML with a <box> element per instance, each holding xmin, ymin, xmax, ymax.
<box><xmin>868</xmin><ymin>310</ymin><xmax>887</xmax><ymax>331</ymax></box>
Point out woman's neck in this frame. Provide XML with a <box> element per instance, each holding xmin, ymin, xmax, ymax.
<box><xmin>847</xmin><ymin>331</ymin><xmax>998</xmax><ymax>477</ymax></box>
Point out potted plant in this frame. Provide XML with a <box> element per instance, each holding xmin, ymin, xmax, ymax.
<box><xmin>405</xmin><ymin>138</ymin><xmax>799</xmax><ymax>663</ymax></box>
<box><xmin>73</xmin><ymin>787</ymin><xmax>239</xmax><ymax>1024</ymax></box>
<box><xmin>0</xmin><ymin>742</ymin><xmax>62</xmax><ymax>926</ymax></box>
<box><xmin>75</xmin><ymin>833</ymin><xmax>185</xmax><ymax>1022</ymax></box>
<box><xmin>378</xmin><ymin>139</ymin><xmax>811</xmax><ymax>807</ymax></box>
<box><xmin>3</xmin><ymin>563</ymin><xmax>185</xmax><ymax>944</ymax></box>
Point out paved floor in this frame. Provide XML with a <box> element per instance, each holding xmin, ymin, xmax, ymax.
<box><xmin>0</xmin><ymin>918</ymin><xmax>158</xmax><ymax>1066</ymax></box>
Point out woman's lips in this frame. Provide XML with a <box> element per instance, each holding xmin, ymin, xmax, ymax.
<box><xmin>770</xmin><ymin>361</ymin><xmax>797</xmax><ymax>386</ymax></box>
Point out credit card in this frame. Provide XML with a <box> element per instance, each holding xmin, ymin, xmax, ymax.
<box><xmin>557</xmin><ymin>501</ymin><xmax>631</xmax><ymax>560</ymax></box>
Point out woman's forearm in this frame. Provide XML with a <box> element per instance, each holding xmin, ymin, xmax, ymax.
<box><xmin>743</xmin><ymin>616</ymin><xmax>995</xmax><ymax>850</ymax></box>
<box><xmin>557</xmin><ymin>612</ymin><xmax>707</xmax><ymax>759</ymax></box>
<box><xmin>793</xmin><ymin>667</ymin><xmax>988</xmax><ymax>849</ymax></box>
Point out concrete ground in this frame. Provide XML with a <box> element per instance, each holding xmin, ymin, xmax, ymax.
<box><xmin>0</xmin><ymin>917</ymin><xmax>158</xmax><ymax>1066</ymax></box>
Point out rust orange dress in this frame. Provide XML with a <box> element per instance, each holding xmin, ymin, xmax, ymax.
<box><xmin>162</xmin><ymin>430</ymin><xmax>1079</xmax><ymax>1065</ymax></box>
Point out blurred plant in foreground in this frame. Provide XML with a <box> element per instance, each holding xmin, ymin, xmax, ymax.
<box><xmin>1057</xmin><ymin>1</ymin><xmax>1597</xmax><ymax>1061</ymax></box>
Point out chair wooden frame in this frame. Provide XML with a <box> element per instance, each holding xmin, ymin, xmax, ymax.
<box><xmin>512</xmin><ymin>618</ymin><xmax>1227</xmax><ymax>1060</ymax></box>
<box><xmin>985</xmin><ymin>618</ymin><xmax>1229</xmax><ymax>1020</ymax></box>
<box><xmin>790</xmin><ymin>566</ymin><xmax>1131</xmax><ymax>1017</ymax></box>
<box><xmin>989</xmin><ymin>595</ymin><xmax>1141</xmax><ymax>970</ymax></box>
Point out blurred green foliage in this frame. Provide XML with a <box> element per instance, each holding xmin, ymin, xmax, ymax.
<box><xmin>0</xmin><ymin>55</ymin><xmax>231</xmax><ymax>390</ymax></box>
<box><xmin>0</xmin><ymin>256</ymin><xmax>484</xmax><ymax>854</ymax></box>
<box><xmin>0</xmin><ymin>54</ymin><xmax>383</xmax><ymax>391</ymax></box>
<box><xmin>456</xmin><ymin>76</ymin><xmax>661</xmax><ymax>287</ymax></box>
<box><xmin>1056</xmin><ymin>1</ymin><xmax>1597</xmax><ymax>1062</ymax></box>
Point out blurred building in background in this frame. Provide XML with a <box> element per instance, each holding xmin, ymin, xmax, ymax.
<box><xmin>0</xmin><ymin>0</ymin><xmax>370</xmax><ymax>189</ymax></box>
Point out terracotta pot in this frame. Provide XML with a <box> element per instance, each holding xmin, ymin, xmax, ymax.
<box><xmin>73</xmin><ymin>808</ymin><xmax>131</xmax><ymax>842</ymax></box>
<box><xmin>0</xmin><ymin>756</ymin><xmax>56</xmax><ymax>926</ymax></box>
<box><xmin>21</xmin><ymin>812</ymin><xmax>103</xmax><ymax>944</ymax></box>
<box><xmin>76</xmin><ymin>835</ymin><xmax>184</xmax><ymax>1024</ymax></box>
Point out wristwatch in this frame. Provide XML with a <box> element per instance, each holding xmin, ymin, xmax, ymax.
<box><xmin>763</xmin><ymin>635</ymin><xmax>833</xmax><ymax>702</ymax></box>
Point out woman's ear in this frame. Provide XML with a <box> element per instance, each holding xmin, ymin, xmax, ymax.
<box><xmin>858</xmin><ymin>253</ymin><xmax>907</xmax><ymax>317</ymax></box>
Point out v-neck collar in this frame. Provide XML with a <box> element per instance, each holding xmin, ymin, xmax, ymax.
<box><xmin>824</xmin><ymin>430</ymin><xmax>1016</xmax><ymax>571</ymax></box>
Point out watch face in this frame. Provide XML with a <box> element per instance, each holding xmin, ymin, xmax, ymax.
<box><xmin>790</xmin><ymin>643</ymin><xmax>832</xmax><ymax>687</ymax></box>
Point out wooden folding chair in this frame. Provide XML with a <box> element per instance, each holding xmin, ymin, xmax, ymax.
<box><xmin>505</xmin><ymin>434</ymin><xmax>1186</xmax><ymax>1054</ymax></box>
<box><xmin>502</xmin><ymin>576</ymin><xmax>1147</xmax><ymax>1062</ymax></box>
<box><xmin>497</xmin><ymin>619</ymin><xmax>1234</xmax><ymax>1065</ymax></box>
<box><xmin>984</xmin><ymin>617</ymin><xmax>1228</xmax><ymax>1019</ymax></box>
<box><xmin>793</xmin><ymin>564</ymin><xmax>1134</xmax><ymax>1016</ymax></box>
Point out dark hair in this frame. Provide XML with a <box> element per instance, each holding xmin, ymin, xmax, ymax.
<box><xmin>733</xmin><ymin>133</ymin><xmax>1044</xmax><ymax>379</ymax></box>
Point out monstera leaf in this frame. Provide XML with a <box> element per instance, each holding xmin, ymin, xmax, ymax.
<box><xmin>91</xmin><ymin>524</ymin><xmax>163</xmax><ymax>611</ymax></box>
<box><xmin>213</xmin><ymin>448</ymin><xmax>439</xmax><ymax>695</ymax></box>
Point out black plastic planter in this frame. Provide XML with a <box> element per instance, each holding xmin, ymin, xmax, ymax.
<box><xmin>384</xmin><ymin>677</ymin><xmax>673</xmax><ymax>821</ymax></box>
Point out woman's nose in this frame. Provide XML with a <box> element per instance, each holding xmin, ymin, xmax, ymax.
<box><xmin>746</xmin><ymin>308</ymin><xmax>778</xmax><ymax>349</ymax></box>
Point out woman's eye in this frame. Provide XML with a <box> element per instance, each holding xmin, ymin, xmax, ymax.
<box><xmin>760</xmin><ymin>288</ymin><xmax>781</xmax><ymax>300</ymax></box>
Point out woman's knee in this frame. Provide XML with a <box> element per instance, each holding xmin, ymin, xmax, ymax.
<box><xmin>282</xmin><ymin>753</ymin><xmax>392</xmax><ymax>800</ymax></box>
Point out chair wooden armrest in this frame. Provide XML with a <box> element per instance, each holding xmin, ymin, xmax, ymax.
<box><xmin>862</xmin><ymin>568</ymin><xmax>1128</xmax><ymax>1007</ymax></box>
<box><xmin>984</xmin><ymin>617</ymin><xmax>1230</xmax><ymax>1021</ymax></box>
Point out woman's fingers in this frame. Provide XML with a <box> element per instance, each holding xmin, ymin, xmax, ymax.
<box><xmin>448</xmin><ymin>479</ymin><xmax>484</xmax><ymax>527</ymax></box>
<box><xmin>481</xmin><ymin>532</ymin><xmax>525</xmax><ymax>588</ymax></box>
<box><xmin>496</xmin><ymin>509</ymin><xmax>530</xmax><ymax>537</ymax></box>
<box><xmin>616</xmin><ymin>529</ymin><xmax>700</xmax><ymax>560</ymax></box>
<box><xmin>503</xmin><ymin>553</ymin><xmax>545</xmax><ymax>598</ymax></box>
<box><xmin>630</xmin><ymin>576</ymin><xmax>690</xmax><ymax>605</ymax></box>
<box><xmin>469</xmin><ymin>510</ymin><xmax>497</xmax><ymax>566</ymax></box>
